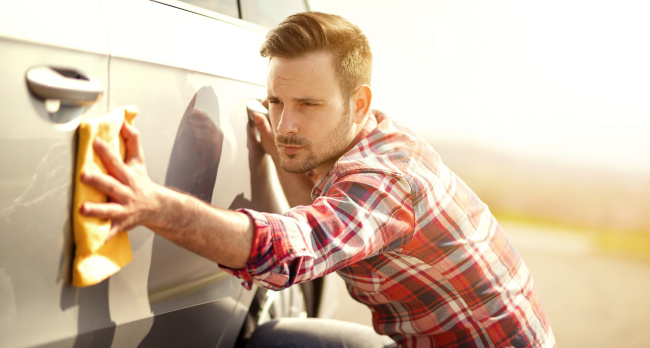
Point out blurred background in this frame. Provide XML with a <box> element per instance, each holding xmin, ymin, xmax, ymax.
<box><xmin>307</xmin><ymin>1</ymin><xmax>650</xmax><ymax>347</ymax></box>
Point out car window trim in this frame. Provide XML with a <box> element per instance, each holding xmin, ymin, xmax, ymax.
<box><xmin>150</xmin><ymin>0</ymin><xmax>267</xmax><ymax>33</ymax></box>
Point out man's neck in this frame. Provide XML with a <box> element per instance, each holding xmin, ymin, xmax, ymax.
<box><xmin>311</xmin><ymin>112</ymin><xmax>370</xmax><ymax>180</ymax></box>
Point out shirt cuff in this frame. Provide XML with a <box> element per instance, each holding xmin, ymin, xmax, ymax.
<box><xmin>219</xmin><ymin>208</ymin><xmax>313</xmax><ymax>291</ymax></box>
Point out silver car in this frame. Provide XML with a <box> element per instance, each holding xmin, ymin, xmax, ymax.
<box><xmin>0</xmin><ymin>0</ymin><xmax>333</xmax><ymax>346</ymax></box>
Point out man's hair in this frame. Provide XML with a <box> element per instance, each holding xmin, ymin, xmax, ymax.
<box><xmin>260</xmin><ymin>12</ymin><xmax>372</xmax><ymax>100</ymax></box>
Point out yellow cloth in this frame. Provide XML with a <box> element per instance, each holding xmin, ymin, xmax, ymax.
<box><xmin>72</xmin><ymin>106</ymin><xmax>137</xmax><ymax>287</ymax></box>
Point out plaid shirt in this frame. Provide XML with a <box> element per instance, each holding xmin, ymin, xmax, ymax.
<box><xmin>226</xmin><ymin>112</ymin><xmax>555</xmax><ymax>347</ymax></box>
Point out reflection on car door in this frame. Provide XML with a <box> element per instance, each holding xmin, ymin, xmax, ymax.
<box><xmin>1</xmin><ymin>0</ymin><xmax>294</xmax><ymax>345</ymax></box>
<box><xmin>100</xmin><ymin>0</ymin><xmax>285</xmax><ymax>346</ymax></box>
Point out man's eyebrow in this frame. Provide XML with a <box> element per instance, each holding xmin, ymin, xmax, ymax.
<box><xmin>266</xmin><ymin>96</ymin><xmax>326</xmax><ymax>103</ymax></box>
<box><xmin>293</xmin><ymin>97</ymin><xmax>326</xmax><ymax>103</ymax></box>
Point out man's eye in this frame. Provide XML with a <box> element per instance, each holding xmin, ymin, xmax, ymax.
<box><xmin>302</xmin><ymin>102</ymin><xmax>316</xmax><ymax>107</ymax></box>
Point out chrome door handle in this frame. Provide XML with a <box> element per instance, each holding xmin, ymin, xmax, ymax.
<box><xmin>26</xmin><ymin>66</ymin><xmax>103</xmax><ymax>113</ymax></box>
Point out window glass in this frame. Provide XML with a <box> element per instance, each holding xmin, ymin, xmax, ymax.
<box><xmin>240</xmin><ymin>0</ymin><xmax>308</xmax><ymax>28</ymax></box>
<box><xmin>178</xmin><ymin>0</ymin><xmax>239</xmax><ymax>18</ymax></box>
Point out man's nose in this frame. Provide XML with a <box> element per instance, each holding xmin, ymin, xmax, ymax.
<box><xmin>276</xmin><ymin>106</ymin><xmax>299</xmax><ymax>137</ymax></box>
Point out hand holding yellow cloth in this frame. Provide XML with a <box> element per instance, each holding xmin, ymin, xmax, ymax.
<box><xmin>72</xmin><ymin>106</ymin><xmax>137</xmax><ymax>287</ymax></box>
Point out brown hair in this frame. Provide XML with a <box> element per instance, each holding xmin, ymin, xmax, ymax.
<box><xmin>260</xmin><ymin>12</ymin><xmax>372</xmax><ymax>100</ymax></box>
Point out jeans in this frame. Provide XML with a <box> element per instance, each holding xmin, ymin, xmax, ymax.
<box><xmin>247</xmin><ymin>318</ymin><xmax>397</xmax><ymax>348</ymax></box>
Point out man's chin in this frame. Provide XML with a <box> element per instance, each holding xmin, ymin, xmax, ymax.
<box><xmin>279</xmin><ymin>158</ymin><xmax>313</xmax><ymax>174</ymax></box>
<box><xmin>280</xmin><ymin>164</ymin><xmax>310</xmax><ymax>175</ymax></box>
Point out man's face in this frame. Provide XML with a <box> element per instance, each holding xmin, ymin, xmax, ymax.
<box><xmin>267</xmin><ymin>51</ymin><xmax>355</xmax><ymax>175</ymax></box>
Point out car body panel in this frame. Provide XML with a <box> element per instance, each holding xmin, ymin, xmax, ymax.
<box><xmin>0</xmin><ymin>0</ymin><xmax>109</xmax><ymax>55</ymax></box>
<box><xmin>0</xmin><ymin>1</ymin><xmax>329</xmax><ymax>347</ymax></box>
<box><xmin>0</xmin><ymin>0</ymin><xmax>111</xmax><ymax>346</ymax></box>
<box><xmin>103</xmin><ymin>0</ymin><xmax>268</xmax><ymax>86</ymax></box>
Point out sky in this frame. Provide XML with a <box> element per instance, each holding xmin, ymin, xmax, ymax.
<box><xmin>309</xmin><ymin>0</ymin><xmax>650</xmax><ymax>174</ymax></box>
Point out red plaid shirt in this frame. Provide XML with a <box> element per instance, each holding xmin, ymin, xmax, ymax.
<box><xmin>226</xmin><ymin>112</ymin><xmax>555</xmax><ymax>347</ymax></box>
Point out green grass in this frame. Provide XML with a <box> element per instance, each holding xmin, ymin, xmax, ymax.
<box><xmin>494</xmin><ymin>210</ymin><xmax>650</xmax><ymax>263</ymax></box>
<box><xmin>595</xmin><ymin>232</ymin><xmax>650</xmax><ymax>263</ymax></box>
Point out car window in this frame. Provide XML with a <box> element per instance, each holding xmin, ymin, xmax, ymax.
<box><xmin>240</xmin><ymin>0</ymin><xmax>308</xmax><ymax>28</ymax></box>
<box><xmin>178</xmin><ymin>0</ymin><xmax>239</xmax><ymax>18</ymax></box>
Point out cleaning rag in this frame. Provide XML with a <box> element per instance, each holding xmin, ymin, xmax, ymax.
<box><xmin>72</xmin><ymin>106</ymin><xmax>137</xmax><ymax>287</ymax></box>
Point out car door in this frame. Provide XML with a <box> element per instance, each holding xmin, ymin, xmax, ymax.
<box><xmin>99</xmin><ymin>0</ymin><xmax>289</xmax><ymax>346</ymax></box>
<box><xmin>1</xmin><ymin>0</ymin><xmax>313</xmax><ymax>346</ymax></box>
<box><xmin>0</xmin><ymin>1</ymin><xmax>112</xmax><ymax>347</ymax></box>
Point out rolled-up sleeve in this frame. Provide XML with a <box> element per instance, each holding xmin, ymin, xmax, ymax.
<box><xmin>221</xmin><ymin>170</ymin><xmax>415</xmax><ymax>291</ymax></box>
<box><xmin>222</xmin><ymin>209</ymin><xmax>316</xmax><ymax>290</ymax></box>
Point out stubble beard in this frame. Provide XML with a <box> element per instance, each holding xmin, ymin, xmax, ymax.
<box><xmin>276</xmin><ymin>110</ymin><xmax>353</xmax><ymax>174</ymax></box>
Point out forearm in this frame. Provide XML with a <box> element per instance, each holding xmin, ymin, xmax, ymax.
<box><xmin>79</xmin><ymin>123</ymin><xmax>254</xmax><ymax>270</ymax></box>
<box><xmin>149</xmin><ymin>185</ymin><xmax>254</xmax><ymax>269</ymax></box>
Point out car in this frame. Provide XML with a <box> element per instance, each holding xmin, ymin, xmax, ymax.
<box><xmin>0</xmin><ymin>0</ymin><xmax>337</xmax><ymax>346</ymax></box>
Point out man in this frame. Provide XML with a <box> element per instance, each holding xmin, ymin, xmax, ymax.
<box><xmin>81</xmin><ymin>12</ymin><xmax>555</xmax><ymax>347</ymax></box>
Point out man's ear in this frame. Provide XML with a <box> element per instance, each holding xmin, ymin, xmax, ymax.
<box><xmin>352</xmin><ymin>84</ymin><xmax>372</xmax><ymax>124</ymax></box>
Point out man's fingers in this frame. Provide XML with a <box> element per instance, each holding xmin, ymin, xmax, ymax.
<box><xmin>106</xmin><ymin>227</ymin><xmax>122</xmax><ymax>243</ymax></box>
<box><xmin>81</xmin><ymin>171</ymin><xmax>130</xmax><ymax>203</ymax></box>
<box><xmin>79</xmin><ymin>202</ymin><xmax>130</xmax><ymax>243</ymax></box>
<box><xmin>107</xmin><ymin>218</ymin><xmax>134</xmax><ymax>241</ymax></box>
<box><xmin>79</xmin><ymin>201</ymin><xmax>124</xmax><ymax>219</ymax></box>
<box><xmin>251</xmin><ymin>112</ymin><xmax>267</xmax><ymax>134</ymax></box>
<box><xmin>121</xmin><ymin>121</ymin><xmax>145</xmax><ymax>165</ymax></box>
<box><xmin>253</xmin><ymin>113</ymin><xmax>277</xmax><ymax>158</ymax></box>
<box><xmin>93</xmin><ymin>138</ymin><xmax>130</xmax><ymax>184</ymax></box>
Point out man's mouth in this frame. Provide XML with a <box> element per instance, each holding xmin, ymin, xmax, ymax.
<box><xmin>276</xmin><ymin>135</ymin><xmax>307</xmax><ymax>156</ymax></box>
<box><xmin>279</xmin><ymin>144</ymin><xmax>302</xmax><ymax>155</ymax></box>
